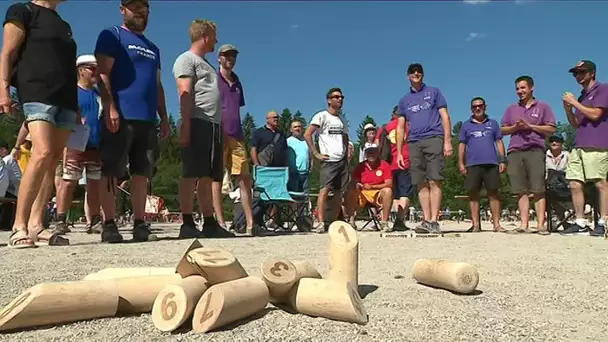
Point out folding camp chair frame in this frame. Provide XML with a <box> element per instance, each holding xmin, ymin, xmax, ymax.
<box><xmin>253</xmin><ymin>166</ymin><xmax>312</xmax><ymax>232</ymax></box>
<box><xmin>546</xmin><ymin>180</ymin><xmax>600</xmax><ymax>232</ymax></box>
<box><xmin>357</xmin><ymin>205</ymin><xmax>381</xmax><ymax>231</ymax></box>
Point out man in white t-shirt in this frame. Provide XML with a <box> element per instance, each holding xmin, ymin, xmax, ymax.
<box><xmin>304</xmin><ymin>87</ymin><xmax>349</xmax><ymax>233</ymax></box>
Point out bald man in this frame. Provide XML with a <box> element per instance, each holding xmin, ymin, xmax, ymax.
<box><xmin>251</xmin><ymin>111</ymin><xmax>288</xmax><ymax>167</ymax></box>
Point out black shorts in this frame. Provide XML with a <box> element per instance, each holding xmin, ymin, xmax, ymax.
<box><xmin>181</xmin><ymin>118</ymin><xmax>223</xmax><ymax>181</ymax></box>
<box><xmin>409</xmin><ymin>136</ymin><xmax>445</xmax><ymax>186</ymax></box>
<box><xmin>465</xmin><ymin>164</ymin><xmax>501</xmax><ymax>193</ymax></box>
<box><xmin>320</xmin><ymin>159</ymin><xmax>349</xmax><ymax>191</ymax></box>
<box><xmin>99</xmin><ymin>119</ymin><xmax>159</xmax><ymax>179</ymax></box>
<box><xmin>392</xmin><ymin>169</ymin><xmax>413</xmax><ymax>199</ymax></box>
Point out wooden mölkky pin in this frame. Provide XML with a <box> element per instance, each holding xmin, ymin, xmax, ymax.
<box><xmin>151</xmin><ymin>275</ymin><xmax>209</xmax><ymax>332</ymax></box>
<box><xmin>186</xmin><ymin>247</ymin><xmax>248</xmax><ymax>285</ymax></box>
<box><xmin>327</xmin><ymin>221</ymin><xmax>359</xmax><ymax>287</ymax></box>
<box><xmin>260</xmin><ymin>257</ymin><xmax>297</xmax><ymax>302</ymax></box>
<box><xmin>412</xmin><ymin>259</ymin><xmax>479</xmax><ymax>294</ymax></box>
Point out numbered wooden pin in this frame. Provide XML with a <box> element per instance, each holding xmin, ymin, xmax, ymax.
<box><xmin>83</xmin><ymin>267</ymin><xmax>175</xmax><ymax>281</ymax></box>
<box><xmin>412</xmin><ymin>259</ymin><xmax>480</xmax><ymax>295</ymax></box>
<box><xmin>0</xmin><ymin>281</ymin><xmax>119</xmax><ymax>332</ymax></box>
<box><xmin>176</xmin><ymin>239</ymin><xmax>204</xmax><ymax>277</ymax></box>
<box><xmin>186</xmin><ymin>247</ymin><xmax>248</xmax><ymax>285</ymax></box>
<box><xmin>287</xmin><ymin>278</ymin><xmax>367</xmax><ymax>325</ymax></box>
<box><xmin>260</xmin><ymin>257</ymin><xmax>297</xmax><ymax>302</ymax></box>
<box><xmin>151</xmin><ymin>275</ymin><xmax>209</xmax><ymax>332</ymax></box>
<box><xmin>192</xmin><ymin>276</ymin><xmax>269</xmax><ymax>333</ymax></box>
<box><xmin>327</xmin><ymin>220</ymin><xmax>359</xmax><ymax>287</ymax></box>
<box><xmin>292</xmin><ymin>260</ymin><xmax>322</xmax><ymax>279</ymax></box>
<box><xmin>111</xmin><ymin>274</ymin><xmax>183</xmax><ymax>315</ymax></box>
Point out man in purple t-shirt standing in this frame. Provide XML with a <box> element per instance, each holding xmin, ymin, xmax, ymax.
<box><xmin>562</xmin><ymin>60</ymin><xmax>608</xmax><ymax>237</ymax></box>
<box><xmin>395</xmin><ymin>63</ymin><xmax>453</xmax><ymax>234</ymax></box>
<box><xmin>212</xmin><ymin>44</ymin><xmax>257</xmax><ymax>234</ymax></box>
<box><xmin>501</xmin><ymin>76</ymin><xmax>556</xmax><ymax>235</ymax></box>
<box><xmin>458</xmin><ymin>97</ymin><xmax>506</xmax><ymax>233</ymax></box>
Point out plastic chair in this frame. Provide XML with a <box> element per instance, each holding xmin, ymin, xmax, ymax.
<box><xmin>253</xmin><ymin>166</ymin><xmax>311</xmax><ymax>232</ymax></box>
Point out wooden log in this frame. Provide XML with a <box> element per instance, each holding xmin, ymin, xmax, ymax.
<box><xmin>186</xmin><ymin>247</ymin><xmax>248</xmax><ymax>285</ymax></box>
<box><xmin>412</xmin><ymin>259</ymin><xmax>479</xmax><ymax>294</ymax></box>
<box><xmin>0</xmin><ymin>280</ymin><xmax>119</xmax><ymax>332</ymax></box>
<box><xmin>260</xmin><ymin>258</ymin><xmax>297</xmax><ymax>302</ymax></box>
<box><xmin>151</xmin><ymin>275</ymin><xmax>209</xmax><ymax>332</ymax></box>
<box><xmin>191</xmin><ymin>276</ymin><xmax>269</xmax><ymax>333</ymax></box>
<box><xmin>83</xmin><ymin>267</ymin><xmax>175</xmax><ymax>281</ymax></box>
<box><xmin>327</xmin><ymin>220</ymin><xmax>359</xmax><ymax>287</ymax></box>
<box><xmin>176</xmin><ymin>239</ymin><xmax>204</xmax><ymax>277</ymax></box>
<box><xmin>287</xmin><ymin>278</ymin><xmax>367</xmax><ymax>325</ymax></box>
<box><xmin>112</xmin><ymin>274</ymin><xmax>183</xmax><ymax>315</ymax></box>
<box><xmin>292</xmin><ymin>260</ymin><xmax>322</xmax><ymax>279</ymax></box>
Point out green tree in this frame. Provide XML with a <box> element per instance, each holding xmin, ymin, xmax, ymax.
<box><xmin>293</xmin><ymin>110</ymin><xmax>306</xmax><ymax>127</ymax></box>
<box><xmin>356</xmin><ymin>115</ymin><xmax>377</xmax><ymax>147</ymax></box>
<box><xmin>549</xmin><ymin>121</ymin><xmax>576</xmax><ymax>150</ymax></box>
<box><xmin>278</xmin><ymin>108</ymin><xmax>293</xmax><ymax>135</ymax></box>
<box><xmin>241</xmin><ymin>112</ymin><xmax>256</xmax><ymax>156</ymax></box>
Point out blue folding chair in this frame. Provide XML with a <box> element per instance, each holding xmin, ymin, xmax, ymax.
<box><xmin>253</xmin><ymin>166</ymin><xmax>312</xmax><ymax>232</ymax></box>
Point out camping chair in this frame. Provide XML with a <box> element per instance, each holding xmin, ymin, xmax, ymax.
<box><xmin>546</xmin><ymin>169</ymin><xmax>599</xmax><ymax>232</ymax></box>
<box><xmin>253</xmin><ymin>166</ymin><xmax>311</xmax><ymax>232</ymax></box>
<box><xmin>356</xmin><ymin>204</ymin><xmax>381</xmax><ymax>231</ymax></box>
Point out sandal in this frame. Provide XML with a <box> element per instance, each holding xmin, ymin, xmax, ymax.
<box><xmin>537</xmin><ymin>229</ymin><xmax>551</xmax><ymax>236</ymax></box>
<box><xmin>9</xmin><ymin>229</ymin><xmax>36</xmax><ymax>249</ymax></box>
<box><xmin>493</xmin><ymin>226</ymin><xmax>507</xmax><ymax>233</ymax></box>
<box><xmin>29</xmin><ymin>228</ymin><xmax>70</xmax><ymax>246</ymax></box>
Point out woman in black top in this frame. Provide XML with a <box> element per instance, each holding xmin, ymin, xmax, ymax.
<box><xmin>0</xmin><ymin>0</ymin><xmax>76</xmax><ymax>248</ymax></box>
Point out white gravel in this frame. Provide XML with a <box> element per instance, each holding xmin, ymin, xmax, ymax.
<box><xmin>0</xmin><ymin>221</ymin><xmax>607</xmax><ymax>342</ymax></box>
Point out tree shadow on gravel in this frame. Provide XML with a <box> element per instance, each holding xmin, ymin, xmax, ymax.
<box><xmin>358</xmin><ymin>284</ymin><xmax>378</xmax><ymax>299</ymax></box>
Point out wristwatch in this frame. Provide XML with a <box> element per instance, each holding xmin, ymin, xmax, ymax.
<box><xmin>499</xmin><ymin>156</ymin><xmax>507</xmax><ymax>164</ymax></box>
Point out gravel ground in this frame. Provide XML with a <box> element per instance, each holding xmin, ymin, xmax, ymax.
<box><xmin>0</xmin><ymin>221</ymin><xmax>607</xmax><ymax>342</ymax></box>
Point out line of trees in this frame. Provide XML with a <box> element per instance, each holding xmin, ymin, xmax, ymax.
<box><xmin>0</xmin><ymin>102</ymin><xmax>577</xmax><ymax>217</ymax></box>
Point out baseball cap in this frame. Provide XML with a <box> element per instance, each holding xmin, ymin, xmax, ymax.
<box><xmin>76</xmin><ymin>54</ymin><xmax>96</xmax><ymax>67</ymax></box>
<box><xmin>364</xmin><ymin>143</ymin><xmax>379</xmax><ymax>153</ymax></box>
<box><xmin>363</xmin><ymin>123</ymin><xmax>376</xmax><ymax>132</ymax></box>
<box><xmin>218</xmin><ymin>44</ymin><xmax>239</xmax><ymax>55</ymax></box>
<box><xmin>568</xmin><ymin>60</ymin><xmax>596</xmax><ymax>73</ymax></box>
<box><xmin>549</xmin><ymin>134</ymin><xmax>564</xmax><ymax>143</ymax></box>
<box><xmin>407</xmin><ymin>63</ymin><xmax>424</xmax><ymax>75</ymax></box>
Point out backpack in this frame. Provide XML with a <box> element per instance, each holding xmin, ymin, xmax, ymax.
<box><xmin>10</xmin><ymin>3</ymin><xmax>34</xmax><ymax>88</ymax></box>
<box><xmin>378</xmin><ymin>125</ymin><xmax>392</xmax><ymax>163</ymax></box>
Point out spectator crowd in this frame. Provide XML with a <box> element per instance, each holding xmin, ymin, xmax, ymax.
<box><xmin>0</xmin><ymin>0</ymin><xmax>606</xmax><ymax>250</ymax></box>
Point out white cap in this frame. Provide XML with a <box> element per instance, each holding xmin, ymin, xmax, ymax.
<box><xmin>76</xmin><ymin>54</ymin><xmax>97</xmax><ymax>67</ymax></box>
<box><xmin>363</xmin><ymin>123</ymin><xmax>376</xmax><ymax>131</ymax></box>
<box><xmin>364</xmin><ymin>143</ymin><xmax>379</xmax><ymax>153</ymax></box>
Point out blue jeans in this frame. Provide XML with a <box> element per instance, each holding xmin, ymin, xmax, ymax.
<box><xmin>22</xmin><ymin>102</ymin><xmax>77</xmax><ymax>130</ymax></box>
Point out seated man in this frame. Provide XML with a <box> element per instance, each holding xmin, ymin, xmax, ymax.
<box><xmin>345</xmin><ymin>144</ymin><xmax>393</xmax><ymax>232</ymax></box>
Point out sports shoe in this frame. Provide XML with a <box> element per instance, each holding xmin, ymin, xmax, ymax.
<box><xmin>101</xmin><ymin>221</ymin><xmax>124</xmax><ymax>243</ymax></box>
<box><xmin>132</xmin><ymin>221</ymin><xmax>158</xmax><ymax>242</ymax></box>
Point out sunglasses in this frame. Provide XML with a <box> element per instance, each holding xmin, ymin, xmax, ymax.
<box><xmin>330</xmin><ymin>95</ymin><xmax>345</xmax><ymax>100</ymax></box>
<box><xmin>471</xmin><ymin>104</ymin><xmax>485</xmax><ymax>109</ymax></box>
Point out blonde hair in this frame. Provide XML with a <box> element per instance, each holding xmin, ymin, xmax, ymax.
<box><xmin>189</xmin><ymin>19</ymin><xmax>217</xmax><ymax>43</ymax></box>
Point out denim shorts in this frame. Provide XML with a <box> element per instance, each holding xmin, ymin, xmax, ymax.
<box><xmin>22</xmin><ymin>102</ymin><xmax>77</xmax><ymax>130</ymax></box>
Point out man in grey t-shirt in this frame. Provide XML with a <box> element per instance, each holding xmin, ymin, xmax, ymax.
<box><xmin>172</xmin><ymin>19</ymin><xmax>234</xmax><ymax>239</ymax></box>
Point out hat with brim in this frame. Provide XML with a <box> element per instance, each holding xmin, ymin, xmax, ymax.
<box><xmin>364</xmin><ymin>143</ymin><xmax>379</xmax><ymax>153</ymax></box>
<box><xmin>569</xmin><ymin>60</ymin><xmax>596</xmax><ymax>73</ymax></box>
<box><xmin>218</xmin><ymin>44</ymin><xmax>239</xmax><ymax>55</ymax></box>
<box><xmin>76</xmin><ymin>54</ymin><xmax>97</xmax><ymax>67</ymax></box>
<box><xmin>363</xmin><ymin>123</ymin><xmax>376</xmax><ymax>132</ymax></box>
<box><xmin>549</xmin><ymin>134</ymin><xmax>564</xmax><ymax>143</ymax></box>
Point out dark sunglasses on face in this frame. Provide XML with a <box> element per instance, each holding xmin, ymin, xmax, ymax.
<box><xmin>471</xmin><ymin>104</ymin><xmax>485</xmax><ymax>109</ymax></box>
<box><xmin>331</xmin><ymin>95</ymin><xmax>344</xmax><ymax>100</ymax></box>
<box><xmin>269</xmin><ymin>116</ymin><xmax>279</xmax><ymax>120</ymax></box>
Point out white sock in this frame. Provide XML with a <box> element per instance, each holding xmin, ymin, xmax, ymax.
<box><xmin>575</xmin><ymin>218</ymin><xmax>588</xmax><ymax>227</ymax></box>
<box><xmin>598</xmin><ymin>218</ymin><xmax>606</xmax><ymax>226</ymax></box>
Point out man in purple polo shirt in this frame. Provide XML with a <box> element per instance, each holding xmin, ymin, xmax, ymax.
<box><xmin>458</xmin><ymin>97</ymin><xmax>506</xmax><ymax>233</ymax></box>
<box><xmin>562</xmin><ymin>60</ymin><xmax>608</xmax><ymax>237</ymax></box>
<box><xmin>396</xmin><ymin>63</ymin><xmax>453</xmax><ymax>234</ymax></box>
<box><xmin>501</xmin><ymin>75</ymin><xmax>556</xmax><ymax>235</ymax></box>
<box><xmin>212</xmin><ymin>44</ymin><xmax>257</xmax><ymax>234</ymax></box>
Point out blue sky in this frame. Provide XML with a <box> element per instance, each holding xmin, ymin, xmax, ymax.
<box><xmin>2</xmin><ymin>0</ymin><xmax>607</xmax><ymax>140</ymax></box>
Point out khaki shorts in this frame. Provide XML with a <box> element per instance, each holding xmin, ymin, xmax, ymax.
<box><xmin>223</xmin><ymin>136</ymin><xmax>250</xmax><ymax>176</ymax></box>
<box><xmin>358</xmin><ymin>189</ymin><xmax>381</xmax><ymax>207</ymax></box>
<box><xmin>565</xmin><ymin>148</ymin><xmax>608</xmax><ymax>182</ymax></box>
<box><xmin>507</xmin><ymin>148</ymin><xmax>545</xmax><ymax>194</ymax></box>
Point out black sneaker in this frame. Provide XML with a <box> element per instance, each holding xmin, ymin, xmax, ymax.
<box><xmin>179</xmin><ymin>222</ymin><xmax>205</xmax><ymax>239</ymax></box>
<box><xmin>393</xmin><ymin>219</ymin><xmax>409</xmax><ymax>231</ymax></box>
<box><xmin>428</xmin><ymin>221</ymin><xmax>442</xmax><ymax>234</ymax></box>
<box><xmin>101</xmin><ymin>221</ymin><xmax>124</xmax><ymax>243</ymax></box>
<box><xmin>414</xmin><ymin>220</ymin><xmax>431</xmax><ymax>234</ymax></box>
<box><xmin>202</xmin><ymin>222</ymin><xmax>236</xmax><ymax>238</ymax></box>
<box><xmin>589</xmin><ymin>222</ymin><xmax>606</xmax><ymax>237</ymax></box>
<box><xmin>53</xmin><ymin>221</ymin><xmax>71</xmax><ymax>235</ymax></box>
<box><xmin>133</xmin><ymin>221</ymin><xmax>159</xmax><ymax>242</ymax></box>
<box><xmin>560</xmin><ymin>223</ymin><xmax>587</xmax><ymax>235</ymax></box>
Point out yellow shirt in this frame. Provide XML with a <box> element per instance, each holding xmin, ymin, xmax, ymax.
<box><xmin>17</xmin><ymin>145</ymin><xmax>31</xmax><ymax>173</ymax></box>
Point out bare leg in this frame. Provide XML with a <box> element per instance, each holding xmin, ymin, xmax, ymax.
<box><xmin>86</xmin><ymin>179</ymin><xmax>101</xmax><ymax>218</ymax></box>
<box><xmin>429</xmin><ymin>180</ymin><xmax>442</xmax><ymax>222</ymax></box>
<box><xmin>380</xmin><ymin>188</ymin><xmax>392</xmax><ymax>221</ymax></box>
<box><xmin>517</xmin><ymin>194</ymin><xmax>530</xmax><ymax>229</ymax></box>
<box><xmin>317</xmin><ymin>188</ymin><xmax>330</xmax><ymax>223</ymax></box>
<box><xmin>179</xmin><ymin>178</ymin><xmax>197</xmax><ymax>217</ymax></box>
<box><xmin>238</xmin><ymin>175</ymin><xmax>254</xmax><ymax>229</ymax></box>
<box><xmin>488</xmin><ymin>190</ymin><xmax>502</xmax><ymax>231</ymax></box>
<box><xmin>211</xmin><ymin>181</ymin><xmax>225</xmax><ymax>225</ymax></box>
<box><xmin>130</xmin><ymin>175</ymin><xmax>148</xmax><ymax>222</ymax></box>
<box><xmin>196</xmin><ymin>178</ymin><xmax>214</xmax><ymax>217</ymax></box>
<box><xmin>469</xmin><ymin>191</ymin><xmax>480</xmax><ymax>230</ymax></box>
<box><xmin>533</xmin><ymin>192</ymin><xmax>547</xmax><ymax>231</ymax></box>
<box><xmin>417</xmin><ymin>182</ymin><xmax>431</xmax><ymax>221</ymax></box>
<box><xmin>595</xmin><ymin>180</ymin><xmax>608</xmax><ymax>218</ymax></box>
<box><xmin>100</xmin><ymin>176</ymin><xmax>117</xmax><ymax>221</ymax></box>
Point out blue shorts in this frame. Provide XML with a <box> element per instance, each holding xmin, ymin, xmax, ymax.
<box><xmin>288</xmin><ymin>173</ymin><xmax>310</xmax><ymax>193</ymax></box>
<box><xmin>392</xmin><ymin>169</ymin><xmax>413</xmax><ymax>199</ymax></box>
<box><xmin>23</xmin><ymin>102</ymin><xmax>77</xmax><ymax>130</ymax></box>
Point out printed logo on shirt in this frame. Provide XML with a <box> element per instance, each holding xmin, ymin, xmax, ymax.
<box><xmin>408</xmin><ymin>102</ymin><xmax>431</xmax><ymax>113</ymax></box>
<box><xmin>328</xmin><ymin>124</ymin><xmax>343</xmax><ymax>135</ymax></box>
<box><xmin>376</xmin><ymin>170</ymin><xmax>383</xmax><ymax>177</ymax></box>
<box><xmin>529</xmin><ymin>107</ymin><xmax>540</xmax><ymax>118</ymax></box>
<box><xmin>423</xmin><ymin>91</ymin><xmax>432</xmax><ymax>100</ymax></box>
<box><xmin>128</xmin><ymin>44</ymin><xmax>157</xmax><ymax>60</ymax></box>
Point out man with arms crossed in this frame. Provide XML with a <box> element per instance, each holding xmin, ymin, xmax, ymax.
<box><xmin>501</xmin><ymin>75</ymin><xmax>556</xmax><ymax>235</ymax></box>
<box><xmin>458</xmin><ymin>97</ymin><xmax>507</xmax><ymax>233</ymax></box>
<box><xmin>94</xmin><ymin>0</ymin><xmax>169</xmax><ymax>243</ymax></box>
<box><xmin>562</xmin><ymin>60</ymin><xmax>608</xmax><ymax>237</ymax></box>
<box><xmin>304</xmin><ymin>88</ymin><xmax>349</xmax><ymax>233</ymax></box>
<box><xmin>376</xmin><ymin>105</ymin><xmax>413</xmax><ymax>230</ymax></box>
<box><xmin>173</xmin><ymin>20</ymin><xmax>234</xmax><ymax>239</ymax></box>
<box><xmin>396</xmin><ymin>63</ymin><xmax>453</xmax><ymax>234</ymax></box>
<box><xmin>213</xmin><ymin>44</ymin><xmax>258</xmax><ymax>235</ymax></box>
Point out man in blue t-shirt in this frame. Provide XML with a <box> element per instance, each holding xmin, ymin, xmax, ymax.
<box><xmin>94</xmin><ymin>0</ymin><xmax>169</xmax><ymax>243</ymax></box>
<box><xmin>54</xmin><ymin>55</ymin><xmax>105</xmax><ymax>236</ymax></box>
